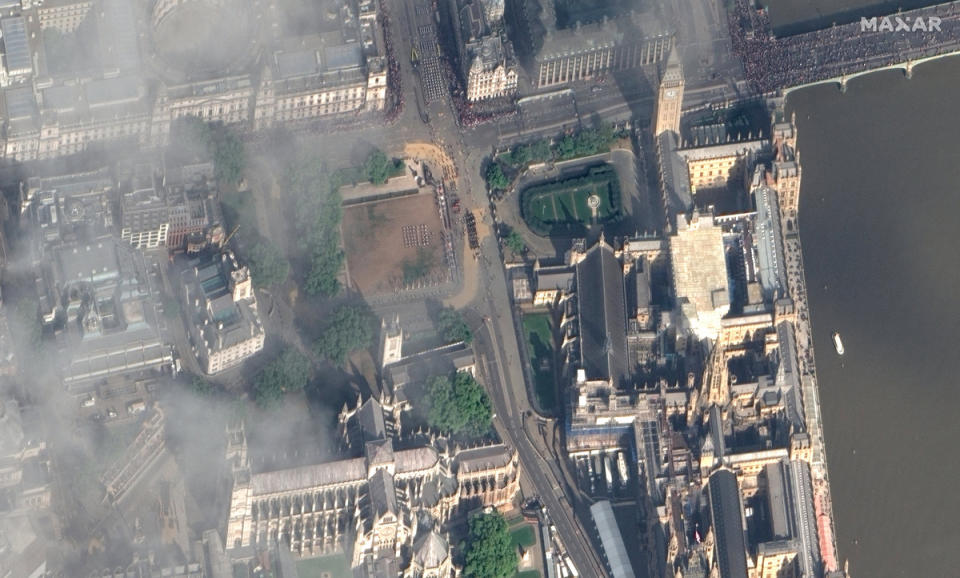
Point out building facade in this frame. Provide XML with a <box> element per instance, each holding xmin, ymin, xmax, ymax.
<box><xmin>225</xmin><ymin>395</ymin><xmax>519</xmax><ymax>575</ymax></box>
<box><xmin>181</xmin><ymin>251</ymin><xmax>265</xmax><ymax>374</ymax></box>
<box><xmin>654</xmin><ymin>48</ymin><xmax>683</xmax><ymax>137</ymax></box>
<box><xmin>535</xmin><ymin>25</ymin><xmax>672</xmax><ymax>88</ymax></box>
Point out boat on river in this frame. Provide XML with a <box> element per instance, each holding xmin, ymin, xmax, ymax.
<box><xmin>832</xmin><ymin>332</ymin><xmax>844</xmax><ymax>356</ymax></box>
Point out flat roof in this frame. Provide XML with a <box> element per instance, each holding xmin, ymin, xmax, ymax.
<box><xmin>4</xmin><ymin>86</ymin><xmax>36</xmax><ymax>120</ymax></box>
<box><xmin>1</xmin><ymin>17</ymin><xmax>30</xmax><ymax>75</ymax></box>
<box><xmin>590</xmin><ymin>500</ymin><xmax>635</xmax><ymax>578</ymax></box>
<box><xmin>275</xmin><ymin>49</ymin><xmax>320</xmax><ymax>79</ymax></box>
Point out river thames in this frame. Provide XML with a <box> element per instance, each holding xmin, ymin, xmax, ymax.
<box><xmin>787</xmin><ymin>55</ymin><xmax>960</xmax><ymax>577</ymax></box>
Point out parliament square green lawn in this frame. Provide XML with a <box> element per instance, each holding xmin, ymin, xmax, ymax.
<box><xmin>525</xmin><ymin>177</ymin><xmax>616</xmax><ymax>227</ymax></box>
<box><xmin>522</xmin><ymin>313</ymin><xmax>556</xmax><ymax>409</ymax></box>
<box><xmin>295</xmin><ymin>554</ymin><xmax>350</xmax><ymax>577</ymax></box>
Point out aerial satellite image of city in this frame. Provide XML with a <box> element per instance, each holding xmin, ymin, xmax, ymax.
<box><xmin>0</xmin><ymin>0</ymin><xmax>955</xmax><ymax>575</ymax></box>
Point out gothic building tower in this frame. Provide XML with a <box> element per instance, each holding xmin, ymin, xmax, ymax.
<box><xmin>654</xmin><ymin>47</ymin><xmax>684</xmax><ymax>138</ymax></box>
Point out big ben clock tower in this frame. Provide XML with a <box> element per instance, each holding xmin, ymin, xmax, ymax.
<box><xmin>654</xmin><ymin>47</ymin><xmax>684</xmax><ymax>137</ymax></box>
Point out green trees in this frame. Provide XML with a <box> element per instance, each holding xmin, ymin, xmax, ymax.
<box><xmin>253</xmin><ymin>348</ymin><xmax>312</xmax><ymax>408</ymax></box>
<box><xmin>314</xmin><ymin>305</ymin><xmax>375</xmax><ymax>365</ymax></box>
<box><xmin>247</xmin><ymin>241</ymin><xmax>290</xmax><ymax>288</ymax></box>
<box><xmin>436</xmin><ymin>307</ymin><xmax>472</xmax><ymax>344</ymax></box>
<box><xmin>464</xmin><ymin>512</ymin><xmax>517</xmax><ymax>578</ymax></box>
<box><xmin>425</xmin><ymin>371</ymin><xmax>491</xmax><ymax>437</ymax></box>
<box><xmin>495</xmin><ymin>125</ymin><xmax>619</xmax><ymax>173</ymax></box>
<box><xmin>363</xmin><ymin>149</ymin><xmax>392</xmax><ymax>185</ymax></box>
<box><xmin>213</xmin><ymin>127</ymin><xmax>245</xmax><ymax>185</ymax></box>
<box><xmin>285</xmin><ymin>156</ymin><xmax>345</xmax><ymax>297</ymax></box>
<box><xmin>170</xmin><ymin>117</ymin><xmax>246</xmax><ymax>185</ymax></box>
<box><xmin>505</xmin><ymin>230</ymin><xmax>526</xmax><ymax>255</ymax></box>
<box><xmin>485</xmin><ymin>162</ymin><xmax>509</xmax><ymax>192</ymax></box>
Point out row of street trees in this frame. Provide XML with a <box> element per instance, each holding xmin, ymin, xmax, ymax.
<box><xmin>285</xmin><ymin>156</ymin><xmax>345</xmax><ymax>297</ymax></box>
<box><xmin>485</xmin><ymin>124</ymin><xmax>622</xmax><ymax>193</ymax></box>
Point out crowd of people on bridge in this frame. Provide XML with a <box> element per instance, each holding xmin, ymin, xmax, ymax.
<box><xmin>729</xmin><ymin>0</ymin><xmax>960</xmax><ymax>93</ymax></box>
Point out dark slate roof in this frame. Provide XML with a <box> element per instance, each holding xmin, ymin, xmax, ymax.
<box><xmin>708</xmin><ymin>469</ymin><xmax>749</xmax><ymax>578</ymax></box>
<box><xmin>536</xmin><ymin>265</ymin><xmax>574</xmax><ymax>292</ymax></box>
<box><xmin>357</xmin><ymin>398</ymin><xmax>386</xmax><ymax>441</ymax></box>
<box><xmin>369</xmin><ymin>469</ymin><xmax>398</xmax><ymax>518</ymax></box>
<box><xmin>575</xmin><ymin>240</ymin><xmax>628</xmax><ymax>385</ymax></box>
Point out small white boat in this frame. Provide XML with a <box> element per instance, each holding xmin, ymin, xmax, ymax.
<box><xmin>832</xmin><ymin>332</ymin><xmax>845</xmax><ymax>356</ymax></box>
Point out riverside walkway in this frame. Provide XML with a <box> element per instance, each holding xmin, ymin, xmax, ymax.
<box><xmin>784</xmin><ymin>230</ymin><xmax>840</xmax><ymax>573</ymax></box>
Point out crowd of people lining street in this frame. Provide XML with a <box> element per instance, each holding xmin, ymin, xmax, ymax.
<box><xmin>729</xmin><ymin>0</ymin><xmax>960</xmax><ymax>93</ymax></box>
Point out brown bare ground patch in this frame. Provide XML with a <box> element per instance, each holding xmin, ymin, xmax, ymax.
<box><xmin>341</xmin><ymin>193</ymin><xmax>447</xmax><ymax>297</ymax></box>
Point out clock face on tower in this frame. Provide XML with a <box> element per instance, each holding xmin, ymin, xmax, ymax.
<box><xmin>666</xmin><ymin>90</ymin><xmax>676</xmax><ymax>98</ymax></box>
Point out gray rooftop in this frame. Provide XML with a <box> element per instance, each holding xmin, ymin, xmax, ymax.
<box><xmin>455</xmin><ymin>444</ymin><xmax>512</xmax><ymax>474</ymax></box>
<box><xmin>324</xmin><ymin>43</ymin><xmax>363</xmax><ymax>71</ymax></box>
<box><xmin>535</xmin><ymin>265</ymin><xmax>574</xmax><ymax>292</ymax></box>
<box><xmin>590</xmin><ymin>500</ymin><xmax>635</xmax><ymax>578</ymax></box>
<box><xmin>413</xmin><ymin>530</ymin><xmax>448</xmax><ymax>569</ymax></box>
<box><xmin>1</xmin><ymin>17</ymin><xmax>30</xmax><ymax>75</ymax></box>
<box><xmin>250</xmin><ymin>457</ymin><xmax>367</xmax><ymax>495</ymax></box>
<box><xmin>4</xmin><ymin>86</ymin><xmax>36</xmax><ymax>120</ymax></box>
<box><xmin>575</xmin><ymin>240</ymin><xmax>628</xmax><ymax>385</ymax></box>
<box><xmin>357</xmin><ymin>398</ymin><xmax>387</xmax><ymax>441</ymax></box>
<box><xmin>707</xmin><ymin>469</ymin><xmax>749</xmax><ymax>578</ymax></box>
<box><xmin>368</xmin><ymin>468</ymin><xmax>398</xmax><ymax>518</ymax></box>
<box><xmin>275</xmin><ymin>49</ymin><xmax>321</xmax><ymax>79</ymax></box>
<box><xmin>85</xmin><ymin>76</ymin><xmax>141</xmax><ymax>108</ymax></box>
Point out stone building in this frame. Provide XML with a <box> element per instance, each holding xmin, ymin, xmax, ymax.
<box><xmin>669</xmin><ymin>210</ymin><xmax>730</xmax><ymax>341</ymax></box>
<box><xmin>770</xmin><ymin>112</ymin><xmax>801</xmax><ymax>230</ymax></box>
<box><xmin>453</xmin><ymin>0</ymin><xmax>517</xmax><ymax>102</ymax></box>
<box><xmin>534</xmin><ymin>21</ymin><xmax>672</xmax><ymax>88</ymax></box>
<box><xmin>37</xmin><ymin>0</ymin><xmax>92</xmax><ymax>32</ymax></box>
<box><xmin>653</xmin><ymin>47</ymin><xmax>683</xmax><ymax>138</ymax></box>
<box><xmin>151</xmin><ymin>76</ymin><xmax>255</xmax><ymax>145</ymax></box>
<box><xmin>224</xmin><ymin>395</ymin><xmax>519</xmax><ymax>575</ymax></box>
<box><xmin>254</xmin><ymin>42</ymin><xmax>386</xmax><ymax>130</ymax></box>
<box><xmin>181</xmin><ymin>251</ymin><xmax>265</xmax><ymax>374</ymax></box>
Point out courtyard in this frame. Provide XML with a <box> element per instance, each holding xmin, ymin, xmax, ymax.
<box><xmin>522</xmin><ymin>313</ymin><xmax>557</xmax><ymax>410</ymax></box>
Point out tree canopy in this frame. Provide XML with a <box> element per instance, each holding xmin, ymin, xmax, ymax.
<box><xmin>213</xmin><ymin>127</ymin><xmax>245</xmax><ymax>185</ymax></box>
<box><xmin>426</xmin><ymin>371</ymin><xmax>491</xmax><ymax>437</ymax></box>
<box><xmin>464</xmin><ymin>511</ymin><xmax>517</xmax><ymax>578</ymax></box>
<box><xmin>485</xmin><ymin>162</ymin><xmax>509</xmax><ymax>192</ymax></box>
<box><xmin>505</xmin><ymin>230</ymin><xmax>526</xmax><ymax>255</ymax></box>
<box><xmin>314</xmin><ymin>305</ymin><xmax>375</xmax><ymax>365</ymax></box>
<box><xmin>436</xmin><ymin>307</ymin><xmax>472</xmax><ymax>344</ymax></box>
<box><xmin>170</xmin><ymin>117</ymin><xmax>246</xmax><ymax>185</ymax></box>
<box><xmin>247</xmin><ymin>241</ymin><xmax>290</xmax><ymax>288</ymax></box>
<box><xmin>284</xmin><ymin>155</ymin><xmax>344</xmax><ymax>297</ymax></box>
<box><xmin>363</xmin><ymin>149</ymin><xmax>392</xmax><ymax>185</ymax></box>
<box><xmin>253</xmin><ymin>348</ymin><xmax>312</xmax><ymax>408</ymax></box>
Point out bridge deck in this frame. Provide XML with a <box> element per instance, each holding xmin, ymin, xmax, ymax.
<box><xmin>729</xmin><ymin>0</ymin><xmax>960</xmax><ymax>93</ymax></box>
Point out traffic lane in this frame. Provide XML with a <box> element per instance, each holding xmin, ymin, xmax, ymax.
<box><xmin>474</xmin><ymin>324</ymin><xmax>605</xmax><ymax>577</ymax></box>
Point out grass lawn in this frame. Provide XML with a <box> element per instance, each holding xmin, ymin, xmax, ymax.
<box><xmin>522</xmin><ymin>313</ymin><xmax>556</xmax><ymax>409</ymax></box>
<box><xmin>517</xmin><ymin>571</ymin><xmax>541</xmax><ymax>578</ymax></box>
<box><xmin>530</xmin><ymin>196</ymin><xmax>557</xmax><ymax>221</ymax></box>
<box><xmin>295</xmin><ymin>553</ymin><xmax>351</xmax><ymax>578</ymax></box>
<box><xmin>520</xmin><ymin>166</ymin><xmax>620</xmax><ymax>235</ymax></box>
<box><xmin>511</xmin><ymin>524</ymin><xmax>537</xmax><ymax>548</ymax></box>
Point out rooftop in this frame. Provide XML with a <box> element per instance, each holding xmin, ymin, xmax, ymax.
<box><xmin>1</xmin><ymin>17</ymin><xmax>31</xmax><ymax>75</ymax></box>
<box><xmin>708</xmin><ymin>469</ymin><xmax>749</xmax><ymax>578</ymax></box>
<box><xmin>575</xmin><ymin>239</ymin><xmax>628</xmax><ymax>385</ymax></box>
<box><xmin>590</xmin><ymin>500</ymin><xmax>635</xmax><ymax>578</ymax></box>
